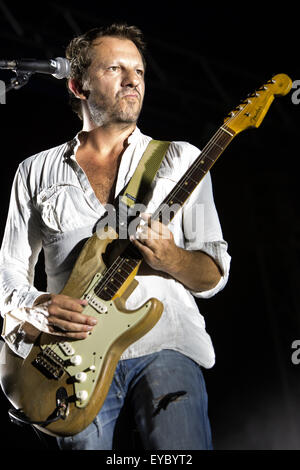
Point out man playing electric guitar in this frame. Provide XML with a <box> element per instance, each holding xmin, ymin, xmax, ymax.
<box><xmin>0</xmin><ymin>24</ymin><xmax>230</xmax><ymax>449</ymax></box>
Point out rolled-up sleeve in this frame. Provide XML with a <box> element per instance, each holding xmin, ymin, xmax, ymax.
<box><xmin>182</xmin><ymin>171</ymin><xmax>231</xmax><ymax>298</ymax></box>
<box><xmin>0</xmin><ymin>165</ymin><xmax>49</xmax><ymax>355</ymax></box>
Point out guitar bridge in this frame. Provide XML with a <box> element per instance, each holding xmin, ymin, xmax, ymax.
<box><xmin>33</xmin><ymin>347</ymin><xmax>65</xmax><ymax>380</ymax></box>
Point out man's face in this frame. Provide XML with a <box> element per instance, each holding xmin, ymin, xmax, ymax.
<box><xmin>82</xmin><ymin>36</ymin><xmax>145</xmax><ymax>127</ymax></box>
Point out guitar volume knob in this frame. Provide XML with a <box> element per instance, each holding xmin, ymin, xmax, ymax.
<box><xmin>75</xmin><ymin>372</ymin><xmax>87</xmax><ymax>382</ymax></box>
<box><xmin>70</xmin><ymin>355</ymin><xmax>82</xmax><ymax>366</ymax></box>
<box><xmin>75</xmin><ymin>390</ymin><xmax>88</xmax><ymax>402</ymax></box>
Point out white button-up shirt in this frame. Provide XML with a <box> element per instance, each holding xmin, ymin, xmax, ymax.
<box><xmin>0</xmin><ymin>127</ymin><xmax>231</xmax><ymax>367</ymax></box>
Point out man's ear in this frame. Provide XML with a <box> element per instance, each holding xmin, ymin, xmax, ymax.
<box><xmin>68</xmin><ymin>78</ymin><xmax>88</xmax><ymax>100</ymax></box>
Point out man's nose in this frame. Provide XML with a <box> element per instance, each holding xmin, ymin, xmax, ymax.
<box><xmin>122</xmin><ymin>69</ymin><xmax>140</xmax><ymax>88</ymax></box>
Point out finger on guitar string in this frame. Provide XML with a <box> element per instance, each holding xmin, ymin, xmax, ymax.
<box><xmin>48</xmin><ymin>324</ymin><xmax>92</xmax><ymax>339</ymax></box>
<box><xmin>138</xmin><ymin>213</ymin><xmax>172</xmax><ymax>240</ymax></box>
<box><xmin>130</xmin><ymin>216</ymin><xmax>180</xmax><ymax>274</ymax></box>
<box><xmin>130</xmin><ymin>235</ymin><xmax>160</xmax><ymax>268</ymax></box>
<box><xmin>46</xmin><ymin>293</ymin><xmax>98</xmax><ymax>337</ymax></box>
<box><xmin>49</xmin><ymin>294</ymin><xmax>88</xmax><ymax>313</ymax></box>
<box><xmin>47</xmin><ymin>315</ymin><xmax>95</xmax><ymax>332</ymax></box>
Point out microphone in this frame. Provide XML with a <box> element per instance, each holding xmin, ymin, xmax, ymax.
<box><xmin>0</xmin><ymin>57</ymin><xmax>70</xmax><ymax>79</ymax></box>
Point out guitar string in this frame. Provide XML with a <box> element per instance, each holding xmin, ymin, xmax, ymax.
<box><xmin>91</xmin><ymin>101</ymin><xmax>253</xmax><ymax>299</ymax></box>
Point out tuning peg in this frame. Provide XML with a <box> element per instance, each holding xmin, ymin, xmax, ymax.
<box><xmin>257</xmin><ymin>85</ymin><xmax>268</xmax><ymax>91</ymax></box>
<box><xmin>247</xmin><ymin>91</ymin><xmax>260</xmax><ymax>98</ymax></box>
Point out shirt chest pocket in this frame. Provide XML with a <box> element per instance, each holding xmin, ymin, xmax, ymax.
<box><xmin>36</xmin><ymin>184</ymin><xmax>99</xmax><ymax>235</ymax></box>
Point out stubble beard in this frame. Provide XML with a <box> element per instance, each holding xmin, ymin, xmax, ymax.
<box><xmin>87</xmin><ymin>90</ymin><xmax>143</xmax><ymax>128</ymax></box>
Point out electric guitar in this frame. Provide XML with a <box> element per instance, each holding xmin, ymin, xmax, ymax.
<box><xmin>0</xmin><ymin>73</ymin><xmax>292</xmax><ymax>437</ymax></box>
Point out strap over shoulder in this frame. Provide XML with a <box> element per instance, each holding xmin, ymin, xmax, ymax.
<box><xmin>121</xmin><ymin>139</ymin><xmax>170</xmax><ymax>208</ymax></box>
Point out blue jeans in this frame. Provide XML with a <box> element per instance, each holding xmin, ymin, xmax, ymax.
<box><xmin>57</xmin><ymin>349</ymin><xmax>212</xmax><ymax>450</ymax></box>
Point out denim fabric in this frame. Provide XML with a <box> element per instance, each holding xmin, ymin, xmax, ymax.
<box><xmin>57</xmin><ymin>349</ymin><xmax>212</xmax><ymax>450</ymax></box>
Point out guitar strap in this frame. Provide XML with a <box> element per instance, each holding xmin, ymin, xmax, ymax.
<box><xmin>119</xmin><ymin>139</ymin><xmax>170</xmax><ymax>209</ymax></box>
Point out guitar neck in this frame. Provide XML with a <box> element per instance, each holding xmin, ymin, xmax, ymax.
<box><xmin>152</xmin><ymin>124</ymin><xmax>235</xmax><ymax>224</ymax></box>
<box><xmin>94</xmin><ymin>124</ymin><xmax>236</xmax><ymax>301</ymax></box>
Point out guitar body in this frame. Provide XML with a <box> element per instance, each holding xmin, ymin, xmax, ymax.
<box><xmin>0</xmin><ymin>229</ymin><xmax>163</xmax><ymax>436</ymax></box>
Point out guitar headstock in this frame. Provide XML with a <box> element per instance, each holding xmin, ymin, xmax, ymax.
<box><xmin>224</xmin><ymin>73</ymin><xmax>292</xmax><ymax>135</ymax></box>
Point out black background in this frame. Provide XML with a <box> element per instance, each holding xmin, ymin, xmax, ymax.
<box><xmin>0</xmin><ymin>0</ymin><xmax>299</xmax><ymax>451</ymax></box>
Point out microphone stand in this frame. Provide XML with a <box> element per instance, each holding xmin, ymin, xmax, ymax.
<box><xmin>5</xmin><ymin>70</ymin><xmax>33</xmax><ymax>92</ymax></box>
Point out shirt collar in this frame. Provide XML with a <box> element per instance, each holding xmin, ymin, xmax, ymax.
<box><xmin>63</xmin><ymin>126</ymin><xmax>142</xmax><ymax>162</ymax></box>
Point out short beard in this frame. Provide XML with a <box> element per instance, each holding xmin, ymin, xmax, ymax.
<box><xmin>87</xmin><ymin>90</ymin><xmax>142</xmax><ymax>127</ymax></box>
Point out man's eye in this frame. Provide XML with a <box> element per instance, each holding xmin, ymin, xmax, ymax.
<box><xmin>108</xmin><ymin>66</ymin><xmax>119</xmax><ymax>72</ymax></box>
<box><xmin>136</xmin><ymin>69</ymin><xmax>144</xmax><ymax>76</ymax></box>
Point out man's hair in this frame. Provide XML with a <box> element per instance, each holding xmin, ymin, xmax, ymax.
<box><xmin>65</xmin><ymin>23</ymin><xmax>146</xmax><ymax>120</ymax></box>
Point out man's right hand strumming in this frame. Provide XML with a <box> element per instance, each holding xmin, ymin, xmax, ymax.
<box><xmin>36</xmin><ymin>294</ymin><xmax>98</xmax><ymax>339</ymax></box>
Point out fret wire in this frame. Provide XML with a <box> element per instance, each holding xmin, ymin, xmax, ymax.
<box><xmin>97</xmin><ymin>276</ymin><xmax>123</xmax><ymax>295</ymax></box>
<box><xmin>202</xmin><ymin>130</ymin><xmax>231</xmax><ymax>153</ymax></box>
<box><xmin>113</xmin><ymin>271</ymin><xmax>127</xmax><ymax>282</ymax></box>
<box><xmin>167</xmin><ymin>171</ymin><xmax>202</xmax><ymax>203</ymax></box>
<box><xmin>165</xmin><ymin>193</ymin><xmax>182</xmax><ymax>204</ymax></box>
<box><xmin>177</xmin><ymin>185</ymin><xmax>192</xmax><ymax>195</ymax></box>
<box><xmin>189</xmin><ymin>176</ymin><xmax>199</xmax><ymax>184</ymax></box>
<box><xmin>95</xmin><ymin>254</ymin><xmax>140</xmax><ymax>298</ymax></box>
<box><xmin>119</xmin><ymin>265</ymin><xmax>132</xmax><ymax>276</ymax></box>
<box><xmin>98</xmin><ymin>285</ymin><xmax>115</xmax><ymax>296</ymax></box>
<box><xmin>108</xmin><ymin>273</ymin><xmax>124</xmax><ymax>287</ymax></box>
<box><xmin>214</xmin><ymin>143</ymin><xmax>223</xmax><ymax>150</ymax></box>
<box><xmin>181</xmin><ymin>130</ymin><xmax>232</xmax><ymax>182</ymax></box>
<box><xmin>95</xmin><ymin>241</ymin><xmax>142</xmax><ymax>292</ymax></box>
<box><xmin>105</xmin><ymin>284</ymin><xmax>118</xmax><ymax>294</ymax></box>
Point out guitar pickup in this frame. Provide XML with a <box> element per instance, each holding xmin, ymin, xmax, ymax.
<box><xmin>85</xmin><ymin>293</ymin><xmax>108</xmax><ymax>314</ymax></box>
<box><xmin>59</xmin><ymin>342</ymin><xmax>75</xmax><ymax>356</ymax></box>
